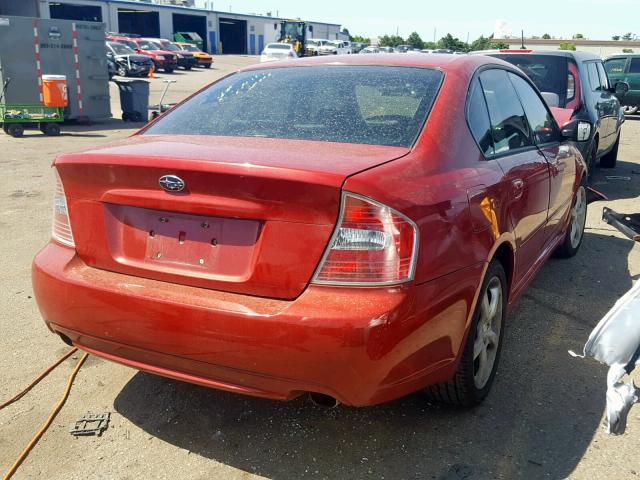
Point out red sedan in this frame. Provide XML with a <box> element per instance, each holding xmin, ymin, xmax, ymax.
<box><xmin>33</xmin><ymin>54</ymin><xmax>589</xmax><ymax>407</ymax></box>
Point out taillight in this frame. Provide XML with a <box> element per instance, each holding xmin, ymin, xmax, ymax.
<box><xmin>52</xmin><ymin>168</ymin><xmax>75</xmax><ymax>247</ymax></box>
<box><xmin>567</xmin><ymin>73</ymin><xmax>576</xmax><ymax>101</ymax></box>
<box><xmin>312</xmin><ymin>193</ymin><xmax>418</xmax><ymax>286</ymax></box>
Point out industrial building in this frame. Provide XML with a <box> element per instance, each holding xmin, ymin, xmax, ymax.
<box><xmin>0</xmin><ymin>0</ymin><xmax>343</xmax><ymax>54</ymax></box>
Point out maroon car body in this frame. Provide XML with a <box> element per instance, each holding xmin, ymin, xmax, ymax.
<box><xmin>32</xmin><ymin>54</ymin><xmax>587</xmax><ymax>407</ymax></box>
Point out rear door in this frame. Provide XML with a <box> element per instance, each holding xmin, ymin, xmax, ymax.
<box><xmin>586</xmin><ymin>60</ymin><xmax>618</xmax><ymax>150</ymax></box>
<box><xmin>478</xmin><ymin>69</ymin><xmax>551</xmax><ymax>286</ymax></box>
<box><xmin>508</xmin><ymin>71</ymin><xmax>575</xmax><ymax>244</ymax></box>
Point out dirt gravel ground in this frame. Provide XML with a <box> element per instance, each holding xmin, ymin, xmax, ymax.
<box><xmin>1</xmin><ymin>54</ymin><xmax>639</xmax><ymax>480</ymax></box>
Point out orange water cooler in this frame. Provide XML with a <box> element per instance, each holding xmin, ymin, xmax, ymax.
<box><xmin>42</xmin><ymin>75</ymin><xmax>68</xmax><ymax>107</ymax></box>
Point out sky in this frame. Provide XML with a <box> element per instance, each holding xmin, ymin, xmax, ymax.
<box><xmin>195</xmin><ymin>0</ymin><xmax>639</xmax><ymax>41</ymax></box>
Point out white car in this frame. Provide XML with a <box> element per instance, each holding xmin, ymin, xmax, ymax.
<box><xmin>318</xmin><ymin>40</ymin><xmax>352</xmax><ymax>55</ymax></box>
<box><xmin>360</xmin><ymin>46</ymin><xmax>379</xmax><ymax>54</ymax></box>
<box><xmin>306</xmin><ymin>39</ymin><xmax>331</xmax><ymax>55</ymax></box>
<box><xmin>260</xmin><ymin>43</ymin><xmax>297</xmax><ymax>62</ymax></box>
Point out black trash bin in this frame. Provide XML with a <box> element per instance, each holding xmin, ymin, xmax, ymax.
<box><xmin>114</xmin><ymin>79</ymin><xmax>150</xmax><ymax>122</ymax></box>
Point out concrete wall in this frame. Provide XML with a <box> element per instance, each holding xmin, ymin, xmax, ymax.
<box><xmin>502</xmin><ymin>40</ymin><xmax>640</xmax><ymax>59</ymax></box>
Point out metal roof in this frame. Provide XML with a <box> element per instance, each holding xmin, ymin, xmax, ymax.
<box><xmin>59</xmin><ymin>0</ymin><xmax>341</xmax><ymax>26</ymax></box>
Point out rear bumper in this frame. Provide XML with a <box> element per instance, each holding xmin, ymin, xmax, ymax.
<box><xmin>196</xmin><ymin>57</ymin><xmax>212</xmax><ymax>66</ymax></box>
<box><xmin>33</xmin><ymin>242</ymin><xmax>483</xmax><ymax>406</ymax></box>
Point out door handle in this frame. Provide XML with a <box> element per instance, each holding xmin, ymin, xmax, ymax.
<box><xmin>512</xmin><ymin>179</ymin><xmax>524</xmax><ymax>200</ymax></box>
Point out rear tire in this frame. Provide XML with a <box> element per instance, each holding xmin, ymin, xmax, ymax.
<box><xmin>117</xmin><ymin>65</ymin><xmax>127</xmax><ymax>77</ymax></box>
<box><xmin>43</xmin><ymin>123</ymin><xmax>61</xmax><ymax>136</ymax></box>
<box><xmin>554</xmin><ymin>179</ymin><xmax>587</xmax><ymax>258</ymax></box>
<box><xmin>204</xmin><ymin>63</ymin><xmax>211</xmax><ymax>69</ymax></box>
<box><xmin>600</xmin><ymin>135</ymin><xmax>619</xmax><ymax>168</ymax></box>
<box><xmin>424</xmin><ymin>260</ymin><xmax>507</xmax><ymax>407</ymax></box>
<box><xmin>7</xmin><ymin>123</ymin><xmax>24</xmax><ymax>137</ymax></box>
<box><xmin>164</xmin><ymin>67</ymin><xmax>174</xmax><ymax>73</ymax></box>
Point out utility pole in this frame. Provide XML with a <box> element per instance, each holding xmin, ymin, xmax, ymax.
<box><xmin>433</xmin><ymin>28</ymin><xmax>436</xmax><ymax>43</ymax></box>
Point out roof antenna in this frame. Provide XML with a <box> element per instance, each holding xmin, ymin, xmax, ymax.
<box><xmin>521</xmin><ymin>30</ymin><xmax>526</xmax><ymax>49</ymax></box>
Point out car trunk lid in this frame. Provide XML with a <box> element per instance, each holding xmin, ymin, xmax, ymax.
<box><xmin>56</xmin><ymin>135</ymin><xmax>410</xmax><ymax>299</ymax></box>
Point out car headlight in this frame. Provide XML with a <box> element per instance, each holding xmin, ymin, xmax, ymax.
<box><xmin>156</xmin><ymin>55</ymin><xmax>165</xmax><ymax>60</ymax></box>
<box><xmin>177</xmin><ymin>54</ymin><xmax>183</xmax><ymax>58</ymax></box>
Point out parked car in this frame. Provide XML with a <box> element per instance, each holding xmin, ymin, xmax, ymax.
<box><xmin>394</xmin><ymin>44</ymin><xmax>414</xmax><ymax>53</ymax></box>
<box><xmin>174</xmin><ymin>42</ymin><xmax>213</xmax><ymax>68</ymax></box>
<box><xmin>351</xmin><ymin>42</ymin><xmax>366</xmax><ymax>53</ymax></box>
<box><xmin>360</xmin><ymin>46</ymin><xmax>379</xmax><ymax>54</ymax></box>
<box><xmin>105</xmin><ymin>41</ymin><xmax>153</xmax><ymax>78</ymax></box>
<box><xmin>107</xmin><ymin>35</ymin><xmax>178</xmax><ymax>73</ymax></box>
<box><xmin>605</xmin><ymin>53</ymin><xmax>640</xmax><ymax>115</ymax></box>
<box><xmin>260</xmin><ymin>42</ymin><xmax>297</xmax><ymax>62</ymax></box>
<box><xmin>318</xmin><ymin>40</ymin><xmax>352</xmax><ymax>55</ymax></box>
<box><xmin>486</xmin><ymin>51</ymin><xmax>624</xmax><ymax>170</ymax></box>
<box><xmin>33</xmin><ymin>54</ymin><xmax>588</xmax><ymax>408</ymax></box>
<box><xmin>306</xmin><ymin>38</ymin><xmax>331</xmax><ymax>55</ymax></box>
<box><xmin>378</xmin><ymin>46</ymin><xmax>395</xmax><ymax>53</ymax></box>
<box><xmin>143</xmin><ymin>38</ymin><xmax>198</xmax><ymax>70</ymax></box>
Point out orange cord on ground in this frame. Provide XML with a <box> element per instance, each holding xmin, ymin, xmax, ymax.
<box><xmin>0</xmin><ymin>348</ymin><xmax>78</xmax><ymax>411</ymax></box>
<box><xmin>2</xmin><ymin>351</ymin><xmax>89</xmax><ymax>480</ymax></box>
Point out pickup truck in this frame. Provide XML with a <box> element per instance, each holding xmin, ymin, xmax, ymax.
<box><xmin>605</xmin><ymin>54</ymin><xmax>640</xmax><ymax>114</ymax></box>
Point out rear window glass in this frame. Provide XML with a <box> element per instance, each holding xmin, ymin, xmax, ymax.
<box><xmin>144</xmin><ymin>66</ymin><xmax>443</xmax><ymax>147</ymax></box>
<box><xmin>630</xmin><ymin>58</ymin><xmax>640</xmax><ymax>74</ymax></box>
<box><xmin>491</xmin><ymin>54</ymin><xmax>568</xmax><ymax>107</ymax></box>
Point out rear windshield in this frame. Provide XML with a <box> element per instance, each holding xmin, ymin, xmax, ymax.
<box><xmin>144</xmin><ymin>66</ymin><xmax>443</xmax><ymax>147</ymax></box>
<box><xmin>267</xmin><ymin>44</ymin><xmax>291</xmax><ymax>50</ymax></box>
<box><xmin>491</xmin><ymin>54</ymin><xmax>569</xmax><ymax>107</ymax></box>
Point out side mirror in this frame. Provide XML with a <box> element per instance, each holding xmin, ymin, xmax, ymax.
<box><xmin>614</xmin><ymin>81</ymin><xmax>630</xmax><ymax>95</ymax></box>
<box><xmin>561</xmin><ymin>120</ymin><xmax>592</xmax><ymax>142</ymax></box>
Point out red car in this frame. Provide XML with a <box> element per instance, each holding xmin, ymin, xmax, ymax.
<box><xmin>33</xmin><ymin>54</ymin><xmax>589</xmax><ymax>407</ymax></box>
<box><xmin>107</xmin><ymin>35</ymin><xmax>178</xmax><ymax>73</ymax></box>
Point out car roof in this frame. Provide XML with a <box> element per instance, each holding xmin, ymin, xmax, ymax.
<box><xmin>239</xmin><ymin>52</ymin><xmax>511</xmax><ymax>74</ymax></box>
<box><xmin>479</xmin><ymin>49</ymin><xmax>602</xmax><ymax>61</ymax></box>
<box><xmin>606</xmin><ymin>53</ymin><xmax>640</xmax><ymax>59</ymax></box>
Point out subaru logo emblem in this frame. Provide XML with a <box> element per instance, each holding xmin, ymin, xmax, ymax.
<box><xmin>159</xmin><ymin>175</ymin><xmax>185</xmax><ymax>192</ymax></box>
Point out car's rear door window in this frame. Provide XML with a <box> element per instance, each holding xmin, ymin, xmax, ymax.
<box><xmin>630</xmin><ymin>58</ymin><xmax>640</xmax><ymax>74</ymax></box>
<box><xmin>466</xmin><ymin>78</ymin><xmax>494</xmax><ymax>156</ymax></box>
<box><xmin>508</xmin><ymin>72</ymin><xmax>560</xmax><ymax>145</ymax></box>
<box><xmin>596</xmin><ymin>62</ymin><xmax>610</xmax><ymax>90</ymax></box>
<box><xmin>587</xmin><ymin>62</ymin><xmax>602</xmax><ymax>91</ymax></box>
<box><xmin>144</xmin><ymin>66</ymin><xmax>443</xmax><ymax>147</ymax></box>
<box><xmin>479</xmin><ymin>69</ymin><xmax>533</xmax><ymax>155</ymax></box>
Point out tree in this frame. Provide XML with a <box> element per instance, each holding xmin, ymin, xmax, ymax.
<box><xmin>422</xmin><ymin>41</ymin><xmax>437</xmax><ymax>50</ymax></box>
<box><xmin>622</xmin><ymin>32</ymin><xmax>634</xmax><ymax>40</ymax></box>
<box><xmin>612</xmin><ymin>35</ymin><xmax>621</xmax><ymax>41</ymax></box>
<box><xmin>559</xmin><ymin>42</ymin><xmax>577</xmax><ymax>51</ymax></box>
<box><xmin>469</xmin><ymin>35</ymin><xmax>492</xmax><ymax>51</ymax></box>
<box><xmin>623</xmin><ymin>48</ymin><xmax>634</xmax><ymax>53</ymax></box>
<box><xmin>572</xmin><ymin>33</ymin><xmax>585</xmax><ymax>39</ymax></box>
<box><xmin>406</xmin><ymin>31</ymin><xmax>424</xmax><ymax>49</ymax></box>
<box><xmin>351</xmin><ymin>35</ymin><xmax>370</xmax><ymax>44</ymax></box>
<box><xmin>379</xmin><ymin>34</ymin><xmax>404</xmax><ymax>47</ymax></box>
<box><xmin>341</xmin><ymin>27</ymin><xmax>351</xmax><ymax>39</ymax></box>
<box><xmin>542</xmin><ymin>33</ymin><xmax>551</xmax><ymax>39</ymax></box>
<box><xmin>437</xmin><ymin>33</ymin><xmax>468</xmax><ymax>52</ymax></box>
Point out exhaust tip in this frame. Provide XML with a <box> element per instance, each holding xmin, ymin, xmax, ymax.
<box><xmin>308</xmin><ymin>392</ymin><xmax>339</xmax><ymax>408</ymax></box>
<box><xmin>57</xmin><ymin>332</ymin><xmax>73</xmax><ymax>346</ymax></box>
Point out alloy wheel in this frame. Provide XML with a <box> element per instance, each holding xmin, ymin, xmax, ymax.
<box><xmin>569</xmin><ymin>186</ymin><xmax>587</xmax><ymax>249</ymax></box>
<box><xmin>473</xmin><ymin>276</ymin><xmax>503</xmax><ymax>389</ymax></box>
